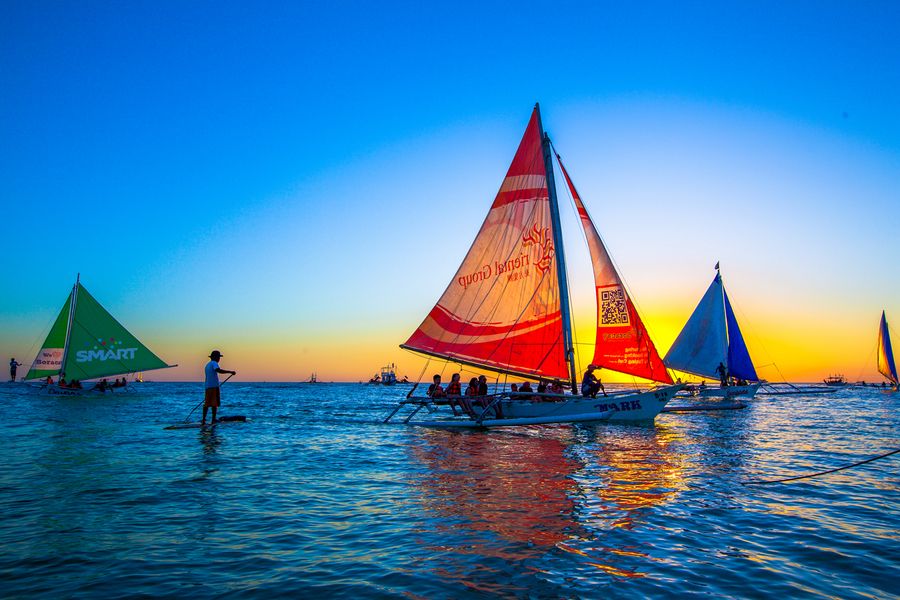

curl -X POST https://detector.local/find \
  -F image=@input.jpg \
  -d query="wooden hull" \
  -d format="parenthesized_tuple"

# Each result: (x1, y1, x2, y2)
(499, 385, 681, 422)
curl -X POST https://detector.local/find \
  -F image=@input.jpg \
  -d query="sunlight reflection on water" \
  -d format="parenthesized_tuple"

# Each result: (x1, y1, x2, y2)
(0, 382, 897, 597)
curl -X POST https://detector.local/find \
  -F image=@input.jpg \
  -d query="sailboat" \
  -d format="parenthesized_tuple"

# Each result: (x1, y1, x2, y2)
(385, 105, 681, 427)
(877, 311, 898, 391)
(25, 275, 175, 395)
(663, 265, 761, 399)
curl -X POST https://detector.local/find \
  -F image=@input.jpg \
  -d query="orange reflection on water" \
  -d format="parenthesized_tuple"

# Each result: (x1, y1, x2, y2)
(410, 423, 693, 582)
(576, 425, 689, 529)
(412, 428, 580, 551)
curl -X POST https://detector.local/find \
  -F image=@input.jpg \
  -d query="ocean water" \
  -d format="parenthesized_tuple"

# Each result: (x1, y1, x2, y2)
(0, 382, 897, 598)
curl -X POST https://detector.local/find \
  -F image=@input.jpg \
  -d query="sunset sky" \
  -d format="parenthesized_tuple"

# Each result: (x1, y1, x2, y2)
(2, 2, 898, 383)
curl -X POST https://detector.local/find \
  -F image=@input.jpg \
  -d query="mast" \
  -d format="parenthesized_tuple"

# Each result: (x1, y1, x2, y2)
(717, 262, 729, 357)
(58, 273, 80, 380)
(536, 104, 578, 392)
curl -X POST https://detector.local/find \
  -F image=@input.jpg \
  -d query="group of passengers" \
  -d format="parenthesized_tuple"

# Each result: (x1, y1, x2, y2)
(47, 376, 128, 391)
(55, 377, 83, 389)
(92, 378, 128, 392)
(427, 373, 497, 417)
(426, 364, 609, 414)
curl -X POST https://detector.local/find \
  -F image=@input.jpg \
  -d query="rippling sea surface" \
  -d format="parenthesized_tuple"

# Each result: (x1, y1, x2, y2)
(0, 382, 898, 598)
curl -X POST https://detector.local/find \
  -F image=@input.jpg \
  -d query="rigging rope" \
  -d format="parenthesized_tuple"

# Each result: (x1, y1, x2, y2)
(743, 447, 900, 485)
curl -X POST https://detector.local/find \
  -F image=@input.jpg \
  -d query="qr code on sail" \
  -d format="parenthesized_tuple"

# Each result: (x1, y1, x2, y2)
(599, 288, 630, 326)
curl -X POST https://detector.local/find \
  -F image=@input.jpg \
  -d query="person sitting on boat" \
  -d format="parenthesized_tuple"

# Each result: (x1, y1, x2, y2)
(581, 364, 607, 398)
(58, 377, 68, 388)
(477, 375, 488, 396)
(94, 379, 108, 392)
(518, 381, 536, 400)
(427, 374, 445, 399)
(45, 376, 53, 385)
(71, 379, 82, 389)
(715, 362, 728, 387)
(446, 373, 462, 397)
(510, 383, 518, 393)
(445, 373, 466, 414)
(465, 377, 479, 397)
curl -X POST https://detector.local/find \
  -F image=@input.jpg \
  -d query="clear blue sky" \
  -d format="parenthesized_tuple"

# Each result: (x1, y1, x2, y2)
(2, 1, 898, 380)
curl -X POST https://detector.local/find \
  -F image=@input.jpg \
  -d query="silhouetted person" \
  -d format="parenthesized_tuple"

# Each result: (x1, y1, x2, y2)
(9, 358, 21, 382)
(715, 362, 728, 387)
(581, 364, 606, 398)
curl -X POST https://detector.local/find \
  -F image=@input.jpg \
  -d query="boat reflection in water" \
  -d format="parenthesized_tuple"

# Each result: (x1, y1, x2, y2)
(409, 423, 689, 589)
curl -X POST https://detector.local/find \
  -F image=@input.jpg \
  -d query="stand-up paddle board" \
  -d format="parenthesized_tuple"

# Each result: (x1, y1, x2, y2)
(164, 416, 248, 430)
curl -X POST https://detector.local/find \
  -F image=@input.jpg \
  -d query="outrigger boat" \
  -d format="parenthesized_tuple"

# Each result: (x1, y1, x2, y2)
(384, 105, 681, 428)
(823, 374, 848, 387)
(24, 275, 175, 395)
(877, 311, 898, 391)
(664, 265, 761, 400)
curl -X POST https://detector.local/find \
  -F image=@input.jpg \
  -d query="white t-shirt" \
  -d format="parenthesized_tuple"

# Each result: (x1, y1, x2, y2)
(205, 360, 220, 389)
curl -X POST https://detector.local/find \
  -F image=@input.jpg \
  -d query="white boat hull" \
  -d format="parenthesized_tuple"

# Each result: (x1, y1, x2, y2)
(39, 385, 134, 397)
(690, 383, 760, 399)
(499, 385, 681, 422)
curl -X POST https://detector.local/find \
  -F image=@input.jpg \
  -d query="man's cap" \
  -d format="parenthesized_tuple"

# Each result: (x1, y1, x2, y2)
(587, 363, 598, 369)
(209, 350, 223, 358)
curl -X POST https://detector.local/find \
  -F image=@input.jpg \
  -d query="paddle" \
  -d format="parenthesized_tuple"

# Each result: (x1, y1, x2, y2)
(182, 373, 235, 423)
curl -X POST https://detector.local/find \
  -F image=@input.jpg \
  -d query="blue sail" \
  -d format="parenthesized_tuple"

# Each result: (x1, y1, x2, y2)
(877, 311, 898, 384)
(724, 290, 757, 381)
(664, 274, 728, 379)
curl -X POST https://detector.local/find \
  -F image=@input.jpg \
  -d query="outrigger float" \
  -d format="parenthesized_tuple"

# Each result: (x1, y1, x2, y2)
(385, 105, 682, 428)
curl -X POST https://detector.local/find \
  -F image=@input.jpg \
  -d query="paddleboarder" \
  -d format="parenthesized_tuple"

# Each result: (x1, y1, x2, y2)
(9, 358, 21, 382)
(203, 350, 236, 425)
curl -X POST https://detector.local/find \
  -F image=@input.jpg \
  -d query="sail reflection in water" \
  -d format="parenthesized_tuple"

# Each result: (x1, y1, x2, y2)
(409, 424, 689, 585)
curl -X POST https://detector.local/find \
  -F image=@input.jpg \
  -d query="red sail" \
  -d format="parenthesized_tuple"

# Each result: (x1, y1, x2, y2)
(402, 108, 568, 380)
(556, 154, 673, 383)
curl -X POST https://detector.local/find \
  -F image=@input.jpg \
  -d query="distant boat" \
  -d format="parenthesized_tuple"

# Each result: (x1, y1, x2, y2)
(877, 311, 898, 391)
(386, 105, 681, 427)
(368, 364, 408, 385)
(303, 372, 318, 384)
(25, 275, 175, 395)
(664, 266, 761, 399)
(823, 374, 848, 387)
(380, 364, 397, 385)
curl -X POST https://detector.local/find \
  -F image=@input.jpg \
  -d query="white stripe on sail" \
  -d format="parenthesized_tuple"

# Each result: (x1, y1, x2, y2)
(499, 174, 546, 193)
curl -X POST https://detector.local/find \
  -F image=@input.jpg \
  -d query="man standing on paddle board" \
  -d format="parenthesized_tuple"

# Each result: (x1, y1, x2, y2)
(9, 358, 21, 382)
(203, 350, 236, 425)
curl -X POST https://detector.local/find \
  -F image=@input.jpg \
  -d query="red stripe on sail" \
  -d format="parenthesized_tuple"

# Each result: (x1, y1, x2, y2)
(425, 304, 560, 336)
(404, 307, 568, 380)
(557, 153, 673, 384)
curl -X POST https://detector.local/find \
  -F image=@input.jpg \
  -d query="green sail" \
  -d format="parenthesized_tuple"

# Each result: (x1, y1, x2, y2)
(25, 292, 72, 380)
(61, 283, 170, 381)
